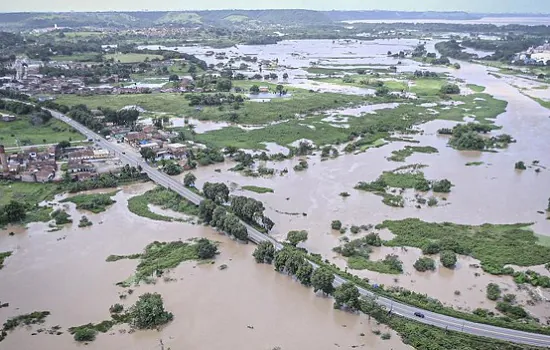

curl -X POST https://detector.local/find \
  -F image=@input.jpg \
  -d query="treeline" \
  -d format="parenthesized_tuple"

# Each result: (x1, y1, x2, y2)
(64, 104, 139, 133)
(184, 93, 244, 106)
(66, 165, 146, 193)
(39, 63, 133, 81)
(434, 41, 474, 61)
(461, 37, 546, 61)
(142, 50, 207, 71)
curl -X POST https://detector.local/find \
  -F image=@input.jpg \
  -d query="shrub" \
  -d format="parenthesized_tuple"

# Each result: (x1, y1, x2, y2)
(74, 328, 97, 342)
(486, 283, 501, 301)
(129, 293, 173, 329)
(381, 332, 392, 340)
(515, 161, 526, 170)
(350, 225, 360, 234)
(432, 179, 452, 193)
(286, 230, 308, 246)
(440, 250, 458, 269)
(413, 257, 436, 272)
(331, 220, 342, 230)
(109, 304, 124, 314)
(440, 83, 460, 94)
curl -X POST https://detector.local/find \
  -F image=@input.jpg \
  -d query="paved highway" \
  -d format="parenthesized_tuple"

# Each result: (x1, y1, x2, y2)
(48, 109, 550, 348)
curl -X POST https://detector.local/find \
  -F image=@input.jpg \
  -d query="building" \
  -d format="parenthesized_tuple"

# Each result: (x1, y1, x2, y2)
(0, 114, 16, 122)
(93, 149, 110, 159)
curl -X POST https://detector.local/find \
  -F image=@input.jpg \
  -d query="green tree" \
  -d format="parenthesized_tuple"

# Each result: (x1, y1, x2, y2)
(486, 283, 502, 301)
(140, 147, 156, 162)
(440, 250, 457, 269)
(183, 173, 196, 187)
(163, 162, 182, 176)
(333, 282, 360, 310)
(375, 86, 390, 96)
(195, 238, 218, 259)
(282, 73, 289, 79)
(73, 328, 97, 342)
(311, 267, 335, 295)
(57, 140, 71, 149)
(515, 161, 526, 170)
(211, 206, 227, 228)
(216, 79, 232, 92)
(1, 201, 27, 224)
(223, 214, 248, 241)
(198, 199, 217, 224)
(168, 74, 179, 82)
(432, 179, 453, 193)
(440, 83, 460, 94)
(250, 85, 260, 94)
(296, 262, 313, 285)
(203, 182, 229, 204)
(129, 293, 173, 329)
(276, 84, 284, 95)
(253, 241, 276, 264)
(331, 220, 342, 230)
(286, 230, 308, 246)
(413, 257, 436, 272)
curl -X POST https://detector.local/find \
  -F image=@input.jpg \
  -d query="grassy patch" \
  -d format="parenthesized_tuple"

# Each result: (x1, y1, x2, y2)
(111, 240, 215, 286)
(0, 181, 62, 207)
(467, 84, 486, 93)
(105, 53, 164, 63)
(0, 114, 84, 147)
(127, 187, 199, 222)
(435, 93, 508, 124)
(465, 161, 484, 166)
(0, 251, 12, 269)
(55, 85, 365, 125)
(51, 53, 102, 62)
(532, 97, 550, 110)
(388, 146, 438, 162)
(241, 185, 274, 194)
(61, 191, 118, 213)
(536, 234, 550, 247)
(23, 206, 54, 224)
(348, 255, 402, 274)
(2, 311, 50, 331)
(378, 219, 550, 274)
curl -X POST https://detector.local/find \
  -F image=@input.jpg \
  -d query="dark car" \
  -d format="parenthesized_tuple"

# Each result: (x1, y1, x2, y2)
(414, 312, 425, 318)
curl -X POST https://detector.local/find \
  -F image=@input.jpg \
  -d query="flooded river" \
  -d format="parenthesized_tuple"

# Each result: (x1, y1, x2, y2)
(0, 184, 410, 350)
(3, 39, 550, 348)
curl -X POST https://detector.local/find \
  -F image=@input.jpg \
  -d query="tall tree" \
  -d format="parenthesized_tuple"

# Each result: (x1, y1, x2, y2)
(311, 267, 335, 295)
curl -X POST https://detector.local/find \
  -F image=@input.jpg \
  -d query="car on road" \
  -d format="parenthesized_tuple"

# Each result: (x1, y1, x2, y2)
(414, 312, 425, 318)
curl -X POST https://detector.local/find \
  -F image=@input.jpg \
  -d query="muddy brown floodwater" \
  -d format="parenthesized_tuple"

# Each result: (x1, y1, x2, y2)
(189, 60, 550, 322)
(0, 184, 410, 350)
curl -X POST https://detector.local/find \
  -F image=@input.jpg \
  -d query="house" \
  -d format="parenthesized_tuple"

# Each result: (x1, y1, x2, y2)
(66, 149, 94, 161)
(68, 160, 96, 173)
(125, 132, 148, 146)
(93, 149, 110, 159)
(1, 114, 16, 122)
(259, 86, 269, 93)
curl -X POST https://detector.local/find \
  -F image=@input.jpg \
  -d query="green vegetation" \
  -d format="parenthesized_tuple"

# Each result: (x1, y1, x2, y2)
(355, 165, 453, 206)
(331, 220, 342, 230)
(51, 209, 72, 225)
(129, 293, 173, 329)
(440, 250, 457, 269)
(486, 283, 502, 301)
(60, 191, 117, 213)
(105, 53, 164, 63)
(311, 267, 335, 295)
(513, 270, 550, 288)
(78, 216, 93, 227)
(378, 219, 550, 274)
(388, 146, 438, 162)
(440, 123, 514, 151)
(515, 161, 527, 170)
(55, 85, 365, 125)
(467, 84, 486, 93)
(111, 239, 217, 286)
(253, 241, 276, 264)
(466, 161, 484, 166)
(496, 301, 528, 320)
(1, 311, 51, 341)
(286, 230, 308, 246)
(348, 254, 403, 274)
(241, 185, 274, 194)
(0, 251, 12, 269)
(127, 187, 199, 222)
(333, 282, 360, 311)
(0, 113, 84, 147)
(0, 181, 61, 207)
(106, 253, 141, 262)
(413, 257, 436, 272)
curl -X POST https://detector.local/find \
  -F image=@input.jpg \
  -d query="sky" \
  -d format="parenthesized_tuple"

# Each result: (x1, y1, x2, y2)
(1, 0, 550, 13)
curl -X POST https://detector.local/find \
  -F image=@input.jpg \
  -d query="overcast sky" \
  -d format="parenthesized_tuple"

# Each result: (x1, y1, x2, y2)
(1, 0, 550, 13)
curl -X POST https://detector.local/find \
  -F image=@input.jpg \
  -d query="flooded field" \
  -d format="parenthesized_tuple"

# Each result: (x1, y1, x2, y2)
(0, 184, 410, 350)
(185, 57, 550, 322)
(4, 38, 550, 348)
